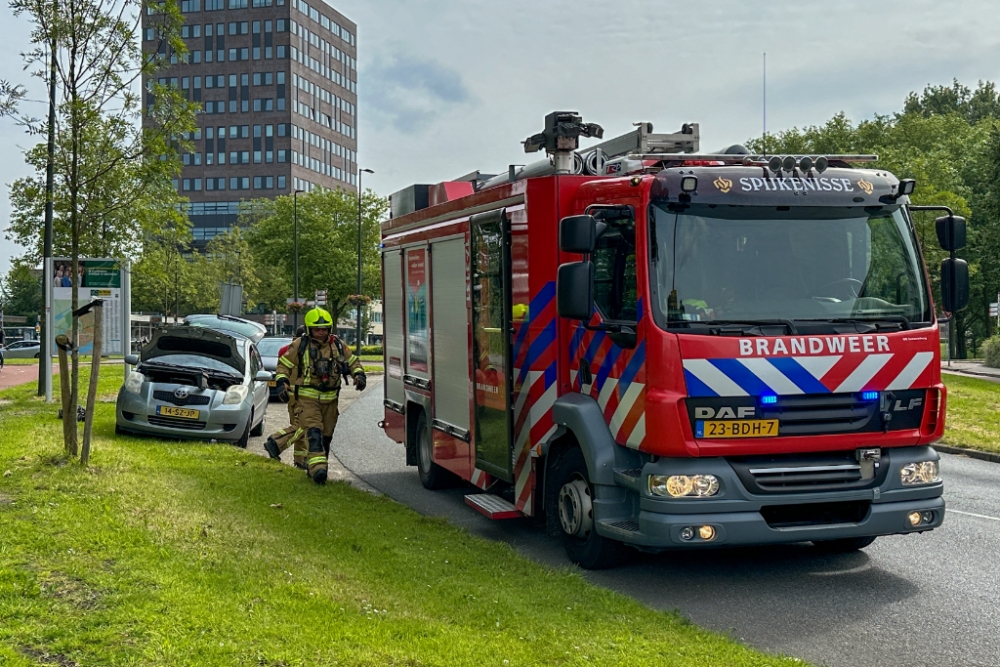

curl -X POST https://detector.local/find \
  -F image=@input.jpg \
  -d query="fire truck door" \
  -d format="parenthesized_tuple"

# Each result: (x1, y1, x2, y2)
(471, 209, 513, 482)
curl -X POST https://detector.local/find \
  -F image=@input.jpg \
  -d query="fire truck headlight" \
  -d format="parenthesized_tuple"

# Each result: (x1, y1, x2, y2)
(649, 474, 720, 498)
(900, 461, 940, 486)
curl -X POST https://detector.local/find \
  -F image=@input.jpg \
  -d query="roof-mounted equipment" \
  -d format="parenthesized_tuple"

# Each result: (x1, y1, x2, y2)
(523, 111, 605, 174)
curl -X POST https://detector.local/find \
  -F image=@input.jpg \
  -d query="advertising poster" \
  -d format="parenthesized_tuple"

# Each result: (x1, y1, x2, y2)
(406, 248, 428, 372)
(50, 259, 125, 355)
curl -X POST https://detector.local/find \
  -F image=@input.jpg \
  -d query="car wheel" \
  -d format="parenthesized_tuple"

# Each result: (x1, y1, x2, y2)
(250, 411, 265, 437)
(416, 411, 451, 490)
(115, 424, 124, 436)
(812, 536, 878, 553)
(234, 412, 252, 449)
(552, 447, 624, 569)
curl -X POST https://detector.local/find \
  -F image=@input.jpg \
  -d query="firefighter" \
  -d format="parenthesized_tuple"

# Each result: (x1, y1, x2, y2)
(274, 307, 366, 484)
(263, 326, 308, 468)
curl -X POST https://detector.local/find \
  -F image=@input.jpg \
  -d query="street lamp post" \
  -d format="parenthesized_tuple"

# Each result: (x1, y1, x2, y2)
(293, 189, 304, 332)
(356, 168, 374, 354)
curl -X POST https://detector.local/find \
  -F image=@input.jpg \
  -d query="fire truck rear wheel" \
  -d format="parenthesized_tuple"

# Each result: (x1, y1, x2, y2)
(811, 536, 878, 553)
(553, 447, 623, 569)
(416, 411, 450, 490)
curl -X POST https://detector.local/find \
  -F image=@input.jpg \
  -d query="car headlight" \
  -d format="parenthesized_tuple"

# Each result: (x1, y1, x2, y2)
(900, 461, 939, 486)
(649, 474, 720, 498)
(223, 384, 250, 405)
(124, 371, 145, 394)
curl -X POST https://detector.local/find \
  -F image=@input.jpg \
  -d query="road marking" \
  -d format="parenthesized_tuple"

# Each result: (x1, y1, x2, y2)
(949, 509, 1000, 523)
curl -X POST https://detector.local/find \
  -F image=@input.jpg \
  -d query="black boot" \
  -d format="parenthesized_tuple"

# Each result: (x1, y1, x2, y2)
(263, 437, 281, 460)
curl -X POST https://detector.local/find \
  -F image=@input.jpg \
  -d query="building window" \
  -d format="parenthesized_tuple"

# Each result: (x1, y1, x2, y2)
(241, 151, 249, 163)
(265, 150, 273, 163)
(277, 149, 287, 162)
(276, 45, 287, 58)
(181, 0, 201, 12)
(229, 0, 247, 7)
(206, 153, 214, 165)
(277, 175, 286, 189)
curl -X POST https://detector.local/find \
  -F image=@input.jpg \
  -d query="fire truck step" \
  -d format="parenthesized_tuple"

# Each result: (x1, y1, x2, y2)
(464, 493, 521, 519)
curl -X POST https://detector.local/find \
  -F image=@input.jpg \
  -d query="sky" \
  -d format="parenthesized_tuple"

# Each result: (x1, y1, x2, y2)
(2, 0, 1000, 276)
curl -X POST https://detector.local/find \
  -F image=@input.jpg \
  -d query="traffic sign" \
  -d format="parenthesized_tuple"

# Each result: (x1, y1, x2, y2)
(990, 302, 999, 317)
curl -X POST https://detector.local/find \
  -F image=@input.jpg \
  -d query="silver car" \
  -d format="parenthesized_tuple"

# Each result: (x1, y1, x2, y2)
(2, 340, 41, 359)
(115, 326, 269, 447)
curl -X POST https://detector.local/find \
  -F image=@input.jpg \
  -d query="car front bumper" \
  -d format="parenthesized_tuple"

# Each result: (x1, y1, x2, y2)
(116, 385, 252, 442)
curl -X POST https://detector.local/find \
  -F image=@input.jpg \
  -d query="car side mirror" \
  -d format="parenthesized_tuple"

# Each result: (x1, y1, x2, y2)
(255, 370, 273, 382)
(557, 262, 595, 320)
(940, 258, 969, 313)
(559, 215, 598, 253)
(124, 354, 139, 365)
(936, 215, 966, 251)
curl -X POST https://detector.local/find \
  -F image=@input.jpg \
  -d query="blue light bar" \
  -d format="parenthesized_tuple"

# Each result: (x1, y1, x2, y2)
(861, 391, 879, 401)
(760, 395, 778, 405)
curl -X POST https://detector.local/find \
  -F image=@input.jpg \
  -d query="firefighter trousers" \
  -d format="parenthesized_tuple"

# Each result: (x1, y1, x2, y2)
(294, 394, 340, 482)
(266, 395, 307, 467)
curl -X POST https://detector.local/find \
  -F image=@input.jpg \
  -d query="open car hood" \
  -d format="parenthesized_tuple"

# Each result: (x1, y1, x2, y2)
(141, 326, 244, 374)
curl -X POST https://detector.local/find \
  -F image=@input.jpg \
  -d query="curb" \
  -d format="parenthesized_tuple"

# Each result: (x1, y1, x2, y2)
(935, 444, 1000, 464)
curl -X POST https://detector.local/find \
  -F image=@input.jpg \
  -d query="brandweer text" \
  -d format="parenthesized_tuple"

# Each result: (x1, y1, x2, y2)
(739, 336, 891, 356)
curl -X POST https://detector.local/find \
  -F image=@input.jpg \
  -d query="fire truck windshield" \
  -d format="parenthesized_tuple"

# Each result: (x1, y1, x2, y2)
(649, 203, 932, 329)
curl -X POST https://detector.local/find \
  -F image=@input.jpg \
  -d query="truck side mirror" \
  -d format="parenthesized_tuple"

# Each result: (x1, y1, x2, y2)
(559, 215, 597, 253)
(940, 258, 969, 313)
(935, 215, 966, 251)
(557, 262, 594, 320)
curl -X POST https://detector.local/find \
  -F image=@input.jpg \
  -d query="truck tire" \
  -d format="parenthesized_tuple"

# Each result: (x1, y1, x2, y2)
(416, 411, 450, 490)
(812, 536, 877, 553)
(553, 447, 624, 569)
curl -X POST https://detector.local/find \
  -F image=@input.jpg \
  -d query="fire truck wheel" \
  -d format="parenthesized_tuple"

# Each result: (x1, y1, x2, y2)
(553, 447, 624, 569)
(416, 412, 450, 490)
(811, 536, 878, 553)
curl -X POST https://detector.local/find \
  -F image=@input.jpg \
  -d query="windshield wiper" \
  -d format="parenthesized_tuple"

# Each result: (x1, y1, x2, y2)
(667, 319, 799, 335)
(795, 316, 910, 331)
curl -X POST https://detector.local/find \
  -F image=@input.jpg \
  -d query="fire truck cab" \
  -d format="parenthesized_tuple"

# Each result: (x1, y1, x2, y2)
(380, 112, 969, 568)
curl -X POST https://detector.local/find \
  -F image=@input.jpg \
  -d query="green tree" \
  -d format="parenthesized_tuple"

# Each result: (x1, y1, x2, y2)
(7, 0, 197, 458)
(0, 262, 44, 320)
(244, 188, 388, 327)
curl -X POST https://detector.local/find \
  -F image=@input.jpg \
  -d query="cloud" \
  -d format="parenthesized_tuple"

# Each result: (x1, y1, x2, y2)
(364, 53, 473, 134)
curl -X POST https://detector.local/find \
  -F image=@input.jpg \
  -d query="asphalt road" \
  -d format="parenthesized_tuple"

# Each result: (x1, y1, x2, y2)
(329, 383, 1000, 667)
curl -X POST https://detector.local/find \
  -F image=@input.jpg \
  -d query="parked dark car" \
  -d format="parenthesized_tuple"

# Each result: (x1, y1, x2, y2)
(257, 336, 294, 400)
(183, 314, 267, 344)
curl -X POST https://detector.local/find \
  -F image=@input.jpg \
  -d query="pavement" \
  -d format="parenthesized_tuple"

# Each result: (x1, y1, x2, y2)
(940, 359, 1000, 382)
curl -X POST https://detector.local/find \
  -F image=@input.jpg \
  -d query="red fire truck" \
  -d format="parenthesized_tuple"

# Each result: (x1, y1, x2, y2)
(379, 112, 969, 568)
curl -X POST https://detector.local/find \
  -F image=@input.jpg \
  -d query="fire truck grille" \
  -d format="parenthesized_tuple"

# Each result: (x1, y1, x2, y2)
(760, 500, 871, 529)
(729, 450, 891, 494)
(760, 394, 876, 435)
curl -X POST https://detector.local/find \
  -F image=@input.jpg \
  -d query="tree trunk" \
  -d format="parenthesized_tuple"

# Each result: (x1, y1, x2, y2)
(81, 302, 101, 465)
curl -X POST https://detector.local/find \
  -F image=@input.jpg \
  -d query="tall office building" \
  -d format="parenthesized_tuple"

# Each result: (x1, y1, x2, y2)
(143, 0, 358, 246)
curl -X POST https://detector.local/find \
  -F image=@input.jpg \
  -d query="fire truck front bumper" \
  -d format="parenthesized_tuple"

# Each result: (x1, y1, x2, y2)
(596, 446, 945, 549)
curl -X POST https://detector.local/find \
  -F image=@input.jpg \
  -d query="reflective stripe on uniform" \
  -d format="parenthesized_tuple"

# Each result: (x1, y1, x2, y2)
(297, 386, 339, 401)
(308, 456, 327, 466)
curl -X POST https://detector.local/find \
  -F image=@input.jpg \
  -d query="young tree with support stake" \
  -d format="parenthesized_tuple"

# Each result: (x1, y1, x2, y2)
(7, 0, 197, 459)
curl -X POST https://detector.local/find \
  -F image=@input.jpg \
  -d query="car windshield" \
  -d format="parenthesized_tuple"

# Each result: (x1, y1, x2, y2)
(257, 338, 290, 356)
(650, 203, 932, 326)
(146, 353, 241, 375)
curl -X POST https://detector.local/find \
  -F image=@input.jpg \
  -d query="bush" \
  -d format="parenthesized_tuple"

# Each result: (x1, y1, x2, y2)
(982, 336, 1000, 368)
(361, 344, 383, 356)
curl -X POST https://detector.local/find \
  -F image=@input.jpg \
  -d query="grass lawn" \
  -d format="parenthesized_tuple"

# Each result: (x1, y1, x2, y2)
(941, 374, 1000, 455)
(0, 375, 804, 667)
(358, 354, 383, 362)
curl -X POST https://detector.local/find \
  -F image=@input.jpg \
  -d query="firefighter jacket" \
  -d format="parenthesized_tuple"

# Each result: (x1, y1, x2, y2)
(275, 335, 363, 401)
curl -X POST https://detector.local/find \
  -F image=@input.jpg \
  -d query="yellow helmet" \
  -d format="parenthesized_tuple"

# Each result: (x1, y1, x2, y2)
(304, 307, 333, 329)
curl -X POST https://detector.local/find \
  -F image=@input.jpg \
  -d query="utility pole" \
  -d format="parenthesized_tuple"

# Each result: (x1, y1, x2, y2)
(39, 0, 58, 397)
(293, 189, 304, 331)
(356, 168, 373, 354)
